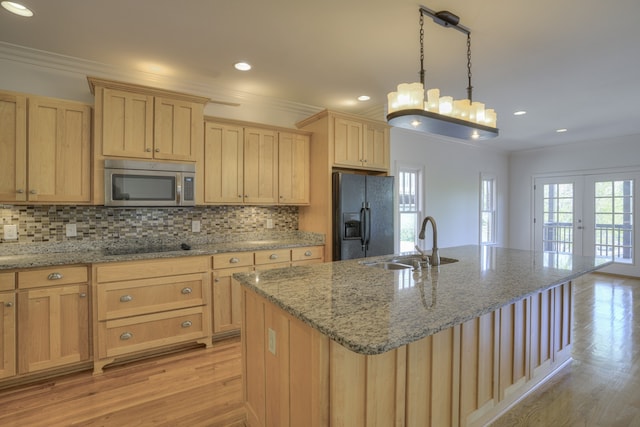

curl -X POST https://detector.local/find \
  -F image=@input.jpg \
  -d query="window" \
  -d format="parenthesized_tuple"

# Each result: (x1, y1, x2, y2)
(594, 179, 633, 263)
(480, 174, 497, 244)
(397, 165, 423, 253)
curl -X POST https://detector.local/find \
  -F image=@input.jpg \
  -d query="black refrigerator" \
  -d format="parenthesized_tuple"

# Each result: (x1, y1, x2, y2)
(333, 172, 395, 261)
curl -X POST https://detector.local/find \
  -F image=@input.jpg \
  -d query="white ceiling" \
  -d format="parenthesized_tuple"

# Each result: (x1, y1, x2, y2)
(1, 0, 639, 152)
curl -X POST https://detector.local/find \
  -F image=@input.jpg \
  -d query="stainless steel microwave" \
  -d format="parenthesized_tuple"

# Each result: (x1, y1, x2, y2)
(104, 159, 195, 207)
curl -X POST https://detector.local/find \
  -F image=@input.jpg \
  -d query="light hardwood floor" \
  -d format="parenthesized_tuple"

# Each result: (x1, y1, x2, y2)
(1, 273, 638, 426)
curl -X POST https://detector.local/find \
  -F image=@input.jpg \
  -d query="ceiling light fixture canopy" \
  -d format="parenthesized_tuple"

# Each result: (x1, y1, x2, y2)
(387, 6, 498, 140)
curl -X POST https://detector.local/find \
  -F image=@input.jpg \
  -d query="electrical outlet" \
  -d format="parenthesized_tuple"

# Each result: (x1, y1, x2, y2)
(66, 223, 77, 237)
(191, 220, 201, 233)
(266, 218, 274, 229)
(3, 224, 18, 240)
(268, 328, 276, 355)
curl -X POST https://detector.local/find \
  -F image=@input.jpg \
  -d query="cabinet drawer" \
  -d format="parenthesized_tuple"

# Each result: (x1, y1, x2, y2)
(212, 252, 254, 269)
(254, 249, 291, 265)
(100, 306, 206, 359)
(18, 266, 88, 289)
(95, 256, 210, 283)
(97, 273, 207, 321)
(0, 272, 15, 291)
(292, 246, 324, 262)
(214, 266, 253, 279)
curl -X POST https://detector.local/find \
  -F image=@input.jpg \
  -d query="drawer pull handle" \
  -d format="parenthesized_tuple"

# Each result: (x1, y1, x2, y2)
(269, 254, 278, 260)
(304, 250, 312, 257)
(120, 332, 133, 340)
(230, 257, 240, 264)
(120, 295, 133, 303)
(79, 293, 87, 298)
(181, 320, 193, 328)
(48, 272, 63, 280)
(181, 287, 192, 295)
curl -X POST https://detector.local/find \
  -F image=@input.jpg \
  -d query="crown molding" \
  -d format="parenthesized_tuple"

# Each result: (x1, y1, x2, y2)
(0, 41, 322, 117)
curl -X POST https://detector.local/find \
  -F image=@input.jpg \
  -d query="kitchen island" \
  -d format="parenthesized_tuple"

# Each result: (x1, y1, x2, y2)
(233, 245, 611, 427)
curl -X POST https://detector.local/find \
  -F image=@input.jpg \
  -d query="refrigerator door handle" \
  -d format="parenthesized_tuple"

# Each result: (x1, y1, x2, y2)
(360, 204, 367, 250)
(365, 203, 372, 249)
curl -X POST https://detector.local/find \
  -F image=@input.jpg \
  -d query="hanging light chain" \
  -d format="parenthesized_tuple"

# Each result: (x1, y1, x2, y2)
(466, 33, 473, 103)
(419, 11, 425, 86)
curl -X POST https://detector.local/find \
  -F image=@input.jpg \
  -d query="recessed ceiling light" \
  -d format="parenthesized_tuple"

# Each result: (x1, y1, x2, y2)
(357, 95, 370, 102)
(1, 1, 33, 16)
(234, 62, 251, 71)
(513, 110, 527, 116)
(556, 128, 568, 133)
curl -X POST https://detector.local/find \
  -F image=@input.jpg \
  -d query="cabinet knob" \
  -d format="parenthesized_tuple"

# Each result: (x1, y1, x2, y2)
(47, 272, 63, 280)
(238, 195, 242, 198)
(269, 254, 278, 260)
(120, 332, 133, 340)
(181, 320, 193, 328)
(16, 189, 24, 194)
(120, 295, 133, 303)
(79, 293, 87, 298)
(230, 257, 240, 264)
(30, 189, 37, 194)
(154, 148, 160, 152)
(5, 302, 13, 308)
(145, 148, 152, 152)
(304, 250, 312, 257)
(181, 287, 193, 295)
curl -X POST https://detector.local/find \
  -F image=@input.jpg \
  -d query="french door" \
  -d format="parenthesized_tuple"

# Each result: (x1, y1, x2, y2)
(534, 172, 640, 276)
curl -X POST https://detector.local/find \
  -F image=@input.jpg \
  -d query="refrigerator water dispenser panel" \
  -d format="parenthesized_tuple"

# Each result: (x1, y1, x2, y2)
(343, 213, 362, 239)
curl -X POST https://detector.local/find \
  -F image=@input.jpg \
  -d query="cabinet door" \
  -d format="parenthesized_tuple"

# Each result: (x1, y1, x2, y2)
(529, 288, 554, 381)
(0, 292, 16, 379)
(364, 123, 390, 171)
(244, 127, 278, 204)
(102, 88, 154, 158)
(498, 298, 530, 401)
(212, 267, 252, 334)
(28, 97, 91, 203)
(553, 281, 572, 365)
(154, 97, 202, 161)
(333, 117, 363, 168)
(0, 92, 27, 202)
(18, 284, 90, 374)
(204, 122, 244, 204)
(278, 132, 310, 205)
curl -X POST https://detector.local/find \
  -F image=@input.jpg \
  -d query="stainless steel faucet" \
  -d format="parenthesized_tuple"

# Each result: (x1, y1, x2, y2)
(418, 216, 440, 266)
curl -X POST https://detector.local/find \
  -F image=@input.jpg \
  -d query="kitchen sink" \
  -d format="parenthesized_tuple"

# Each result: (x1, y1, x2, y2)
(362, 261, 414, 270)
(390, 255, 459, 266)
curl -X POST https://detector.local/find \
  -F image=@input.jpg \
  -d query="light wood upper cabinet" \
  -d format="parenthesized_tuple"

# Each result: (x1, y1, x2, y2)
(154, 97, 201, 161)
(89, 77, 207, 162)
(0, 92, 27, 202)
(278, 132, 310, 205)
(28, 97, 92, 203)
(244, 127, 278, 204)
(203, 122, 244, 204)
(202, 120, 309, 206)
(333, 115, 389, 171)
(101, 88, 154, 158)
(0, 91, 91, 204)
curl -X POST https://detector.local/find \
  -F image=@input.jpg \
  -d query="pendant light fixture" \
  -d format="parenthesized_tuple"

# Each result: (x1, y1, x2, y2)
(387, 6, 498, 140)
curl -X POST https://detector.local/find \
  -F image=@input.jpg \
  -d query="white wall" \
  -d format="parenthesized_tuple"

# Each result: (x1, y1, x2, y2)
(508, 134, 640, 250)
(391, 128, 510, 249)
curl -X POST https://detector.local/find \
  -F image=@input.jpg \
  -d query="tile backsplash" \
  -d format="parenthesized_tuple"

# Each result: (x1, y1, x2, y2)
(0, 205, 298, 244)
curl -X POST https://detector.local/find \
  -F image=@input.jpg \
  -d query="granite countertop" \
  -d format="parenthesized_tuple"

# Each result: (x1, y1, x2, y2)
(233, 245, 612, 355)
(0, 232, 324, 270)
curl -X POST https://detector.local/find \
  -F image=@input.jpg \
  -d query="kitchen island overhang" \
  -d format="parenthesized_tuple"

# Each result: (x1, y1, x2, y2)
(233, 245, 612, 427)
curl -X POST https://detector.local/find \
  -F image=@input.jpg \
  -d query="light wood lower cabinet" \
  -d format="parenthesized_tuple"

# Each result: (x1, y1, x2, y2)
(212, 247, 324, 337)
(0, 272, 16, 379)
(17, 266, 90, 374)
(93, 257, 211, 374)
(242, 280, 574, 427)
